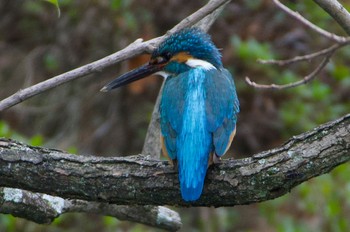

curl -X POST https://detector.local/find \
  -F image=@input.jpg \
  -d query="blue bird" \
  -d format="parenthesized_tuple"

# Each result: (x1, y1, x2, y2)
(101, 28, 239, 201)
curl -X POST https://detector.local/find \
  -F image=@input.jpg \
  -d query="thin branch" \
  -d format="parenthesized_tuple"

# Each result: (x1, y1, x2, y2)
(257, 43, 347, 66)
(247, 0, 350, 90)
(313, 0, 350, 36)
(0, 0, 232, 112)
(169, 0, 231, 34)
(273, 0, 347, 43)
(246, 50, 333, 90)
(0, 187, 181, 231)
(1, 114, 349, 207)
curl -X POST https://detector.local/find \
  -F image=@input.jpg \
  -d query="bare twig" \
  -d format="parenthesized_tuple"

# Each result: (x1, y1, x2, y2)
(0, 0, 232, 112)
(169, 0, 230, 34)
(273, 0, 347, 43)
(246, 50, 334, 90)
(257, 42, 347, 66)
(247, 0, 350, 90)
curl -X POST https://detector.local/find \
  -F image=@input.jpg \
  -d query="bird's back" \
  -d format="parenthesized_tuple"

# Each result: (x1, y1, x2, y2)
(160, 67, 239, 201)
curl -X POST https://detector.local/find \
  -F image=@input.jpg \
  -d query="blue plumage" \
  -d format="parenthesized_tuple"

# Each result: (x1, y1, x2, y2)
(101, 28, 239, 202)
(154, 28, 223, 69)
(160, 67, 239, 201)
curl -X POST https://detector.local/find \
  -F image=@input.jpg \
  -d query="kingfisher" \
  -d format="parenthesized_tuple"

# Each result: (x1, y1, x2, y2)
(101, 28, 239, 202)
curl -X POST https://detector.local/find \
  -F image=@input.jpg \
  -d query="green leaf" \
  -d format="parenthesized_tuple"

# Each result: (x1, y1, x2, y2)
(0, 121, 10, 137)
(29, 135, 44, 146)
(45, 0, 61, 17)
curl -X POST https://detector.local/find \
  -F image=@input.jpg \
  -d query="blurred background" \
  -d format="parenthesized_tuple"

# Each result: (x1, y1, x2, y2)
(1, 0, 350, 231)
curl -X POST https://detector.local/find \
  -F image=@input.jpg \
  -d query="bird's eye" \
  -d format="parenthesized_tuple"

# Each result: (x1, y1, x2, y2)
(164, 52, 171, 60)
(150, 53, 172, 65)
(155, 56, 167, 64)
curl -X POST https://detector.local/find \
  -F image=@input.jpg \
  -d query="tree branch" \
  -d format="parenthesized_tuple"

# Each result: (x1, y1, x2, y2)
(273, 0, 347, 42)
(245, 48, 335, 90)
(0, 187, 181, 231)
(1, 114, 349, 207)
(246, 0, 350, 90)
(0, 1, 232, 229)
(0, 0, 231, 112)
(256, 43, 345, 66)
(313, 0, 350, 35)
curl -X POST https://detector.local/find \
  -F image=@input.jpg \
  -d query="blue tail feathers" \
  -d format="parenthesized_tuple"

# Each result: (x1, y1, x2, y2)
(160, 67, 238, 202)
(176, 68, 212, 201)
(178, 150, 210, 201)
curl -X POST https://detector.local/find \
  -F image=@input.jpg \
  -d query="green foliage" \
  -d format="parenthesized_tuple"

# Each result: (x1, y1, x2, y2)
(0, 121, 11, 137)
(0, 121, 26, 142)
(110, 0, 133, 10)
(232, 34, 350, 135)
(232, 17, 350, 229)
(29, 134, 44, 146)
(259, 163, 350, 232)
(44, 53, 60, 72)
(45, 0, 61, 17)
(231, 36, 275, 62)
(0, 120, 43, 146)
(0, 215, 17, 232)
(287, 1, 335, 31)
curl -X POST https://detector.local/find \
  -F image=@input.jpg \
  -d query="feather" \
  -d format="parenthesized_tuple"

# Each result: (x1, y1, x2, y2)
(160, 67, 239, 201)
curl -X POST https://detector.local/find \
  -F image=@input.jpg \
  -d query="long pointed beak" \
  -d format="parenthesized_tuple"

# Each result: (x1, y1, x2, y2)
(100, 64, 161, 92)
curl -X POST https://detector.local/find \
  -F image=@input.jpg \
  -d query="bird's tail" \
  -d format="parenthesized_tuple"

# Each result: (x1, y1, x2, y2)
(177, 136, 211, 202)
(176, 68, 212, 201)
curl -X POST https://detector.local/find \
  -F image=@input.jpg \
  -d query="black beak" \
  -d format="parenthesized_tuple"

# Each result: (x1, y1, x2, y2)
(100, 64, 161, 92)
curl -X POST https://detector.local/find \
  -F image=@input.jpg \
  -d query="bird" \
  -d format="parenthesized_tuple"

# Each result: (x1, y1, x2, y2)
(101, 28, 239, 202)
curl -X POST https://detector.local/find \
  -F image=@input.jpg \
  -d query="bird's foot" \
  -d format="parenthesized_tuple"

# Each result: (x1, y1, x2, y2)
(168, 159, 178, 171)
(213, 154, 222, 164)
(208, 153, 222, 167)
(172, 159, 178, 172)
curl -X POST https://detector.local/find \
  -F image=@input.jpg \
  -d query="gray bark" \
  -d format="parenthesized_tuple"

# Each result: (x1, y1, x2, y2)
(313, 0, 350, 35)
(0, 187, 181, 231)
(1, 114, 349, 207)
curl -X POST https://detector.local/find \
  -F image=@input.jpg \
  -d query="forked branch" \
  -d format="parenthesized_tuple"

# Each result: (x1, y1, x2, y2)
(246, 0, 350, 90)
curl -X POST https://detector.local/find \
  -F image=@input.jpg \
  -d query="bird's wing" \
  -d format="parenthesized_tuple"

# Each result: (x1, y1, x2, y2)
(160, 68, 239, 159)
(159, 75, 185, 160)
(205, 68, 240, 156)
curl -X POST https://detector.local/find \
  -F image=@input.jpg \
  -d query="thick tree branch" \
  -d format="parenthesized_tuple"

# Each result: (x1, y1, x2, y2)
(1, 114, 349, 207)
(0, 187, 181, 231)
(0, 0, 231, 229)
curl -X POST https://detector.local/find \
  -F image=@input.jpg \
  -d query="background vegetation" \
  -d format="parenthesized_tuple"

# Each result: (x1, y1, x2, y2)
(0, 0, 350, 231)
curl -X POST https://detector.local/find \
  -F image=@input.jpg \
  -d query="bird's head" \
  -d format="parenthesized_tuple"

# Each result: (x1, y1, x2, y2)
(101, 28, 222, 92)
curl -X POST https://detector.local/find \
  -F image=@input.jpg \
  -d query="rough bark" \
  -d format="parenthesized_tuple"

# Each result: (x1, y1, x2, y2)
(0, 187, 181, 231)
(1, 114, 349, 207)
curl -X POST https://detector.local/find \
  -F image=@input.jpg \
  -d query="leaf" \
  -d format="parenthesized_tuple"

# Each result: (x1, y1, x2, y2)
(45, 0, 61, 17)
(29, 135, 44, 146)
